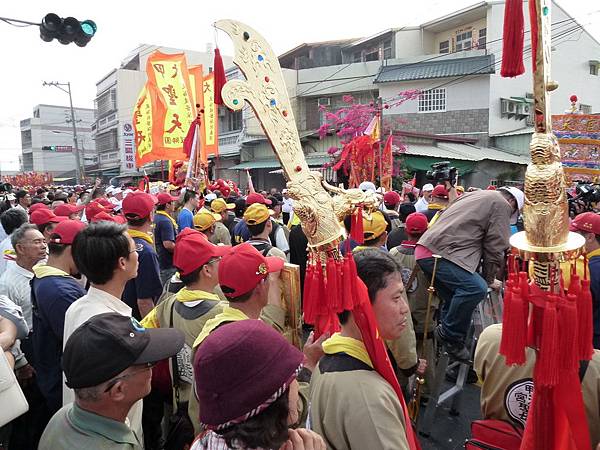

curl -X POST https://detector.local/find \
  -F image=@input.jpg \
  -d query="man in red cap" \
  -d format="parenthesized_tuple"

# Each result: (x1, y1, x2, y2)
(30, 209, 68, 242)
(84, 200, 114, 223)
(389, 212, 437, 394)
(31, 220, 87, 415)
(383, 191, 402, 229)
(121, 191, 162, 320)
(141, 229, 229, 444)
(570, 212, 600, 347)
(54, 203, 85, 220)
(153, 192, 180, 284)
(423, 184, 451, 223)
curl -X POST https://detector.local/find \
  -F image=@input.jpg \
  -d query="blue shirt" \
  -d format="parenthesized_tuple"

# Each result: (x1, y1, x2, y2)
(153, 214, 176, 270)
(177, 208, 194, 231)
(31, 274, 86, 413)
(232, 219, 251, 245)
(122, 238, 162, 320)
(589, 254, 600, 348)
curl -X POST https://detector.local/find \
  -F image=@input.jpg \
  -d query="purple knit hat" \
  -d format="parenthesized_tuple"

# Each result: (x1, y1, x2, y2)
(194, 320, 303, 429)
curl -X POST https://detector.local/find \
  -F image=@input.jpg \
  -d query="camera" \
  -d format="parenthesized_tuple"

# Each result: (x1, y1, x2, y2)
(426, 161, 458, 186)
(568, 183, 600, 216)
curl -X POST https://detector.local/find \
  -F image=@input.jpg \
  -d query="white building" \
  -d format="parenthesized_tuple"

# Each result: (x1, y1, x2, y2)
(20, 104, 96, 178)
(92, 44, 232, 179)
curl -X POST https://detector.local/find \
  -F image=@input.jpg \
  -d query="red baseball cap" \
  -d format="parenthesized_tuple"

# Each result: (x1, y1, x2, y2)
(122, 191, 157, 219)
(173, 229, 230, 276)
(431, 185, 449, 199)
(218, 243, 284, 298)
(90, 211, 126, 224)
(30, 209, 68, 226)
(156, 192, 179, 205)
(97, 198, 115, 209)
(383, 191, 401, 206)
(246, 192, 272, 206)
(85, 201, 111, 221)
(570, 212, 600, 235)
(29, 203, 50, 213)
(405, 212, 428, 235)
(49, 220, 86, 245)
(54, 203, 85, 217)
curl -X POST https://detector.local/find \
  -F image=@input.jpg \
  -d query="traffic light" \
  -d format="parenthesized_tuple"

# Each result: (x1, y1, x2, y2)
(39, 13, 96, 47)
(42, 145, 56, 151)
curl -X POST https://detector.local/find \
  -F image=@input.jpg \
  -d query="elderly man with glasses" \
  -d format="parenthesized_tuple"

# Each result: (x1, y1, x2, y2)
(39, 313, 184, 450)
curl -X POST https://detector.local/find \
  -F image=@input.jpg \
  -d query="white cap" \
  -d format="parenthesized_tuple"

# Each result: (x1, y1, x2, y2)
(123, 189, 133, 198)
(112, 187, 122, 195)
(6, 194, 15, 201)
(105, 186, 115, 195)
(359, 181, 377, 193)
(499, 186, 525, 224)
(205, 193, 217, 202)
(422, 183, 434, 192)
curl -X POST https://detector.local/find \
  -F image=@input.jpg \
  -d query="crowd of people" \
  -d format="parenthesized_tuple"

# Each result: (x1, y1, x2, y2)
(0, 177, 598, 450)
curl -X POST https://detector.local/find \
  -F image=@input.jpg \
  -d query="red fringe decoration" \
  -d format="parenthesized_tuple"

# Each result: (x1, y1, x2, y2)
(559, 295, 578, 373)
(500, 0, 526, 77)
(350, 207, 364, 244)
(536, 294, 559, 387)
(213, 48, 226, 105)
(326, 257, 341, 312)
(529, 0, 539, 73)
(341, 256, 354, 311)
(302, 264, 317, 325)
(522, 387, 555, 450)
(578, 279, 594, 360)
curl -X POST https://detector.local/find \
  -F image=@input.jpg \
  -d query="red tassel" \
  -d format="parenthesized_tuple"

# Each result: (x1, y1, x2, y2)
(213, 48, 226, 105)
(326, 257, 340, 312)
(558, 295, 578, 374)
(578, 279, 594, 360)
(500, 0, 526, 77)
(536, 294, 559, 387)
(302, 264, 317, 325)
(341, 256, 354, 311)
(529, 0, 539, 73)
(505, 286, 528, 365)
(522, 387, 555, 450)
(350, 207, 364, 244)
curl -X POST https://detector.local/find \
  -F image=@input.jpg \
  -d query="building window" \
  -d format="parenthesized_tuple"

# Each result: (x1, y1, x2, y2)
(96, 89, 116, 118)
(33, 109, 40, 119)
(456, 31, 472, 51)
(219, 109, 242, 133)
(364, 48, 379, 62)
(439, 40, 449, 54)
(352, 51, 362, 63)
(478, 28, 487, 49)
(383, 40, 392, 59)
(418, 88, 446, 113)
(580, 104, 592, 114)
(590, 65, 598, 76)
(96, 129, 118, 152)
(20, 130, 32, 148)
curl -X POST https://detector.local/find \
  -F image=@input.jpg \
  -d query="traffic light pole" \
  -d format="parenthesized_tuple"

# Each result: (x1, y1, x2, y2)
(43, 81, 83, 184)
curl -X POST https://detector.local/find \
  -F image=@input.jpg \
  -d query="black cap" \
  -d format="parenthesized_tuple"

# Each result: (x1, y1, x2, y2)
(63, 313, 184, 389)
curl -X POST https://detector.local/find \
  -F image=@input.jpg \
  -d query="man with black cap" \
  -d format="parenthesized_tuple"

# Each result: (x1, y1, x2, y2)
(153, 192, 180, 285)
(386, 202, 416, 250)
(39, 313, 184, 450)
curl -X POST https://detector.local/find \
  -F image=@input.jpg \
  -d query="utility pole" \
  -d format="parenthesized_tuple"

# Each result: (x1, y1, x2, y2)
(43, 81, 83, 184)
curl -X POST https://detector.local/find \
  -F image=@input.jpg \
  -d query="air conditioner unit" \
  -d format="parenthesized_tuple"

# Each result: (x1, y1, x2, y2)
(516, 103, 531, 116)
(507, 101, 516, 114)
(317, 97, 331, 107)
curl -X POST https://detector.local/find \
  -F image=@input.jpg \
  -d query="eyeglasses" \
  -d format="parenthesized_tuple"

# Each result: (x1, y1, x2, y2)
(103, 362, 155, 392)
(129, 243, 144, 253)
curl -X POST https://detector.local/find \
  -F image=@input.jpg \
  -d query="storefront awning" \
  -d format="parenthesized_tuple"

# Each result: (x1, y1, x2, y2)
(400, 155, 476, 174)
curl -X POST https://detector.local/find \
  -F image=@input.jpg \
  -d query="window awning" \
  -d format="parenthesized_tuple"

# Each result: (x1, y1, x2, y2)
(401, 155, 476, 174)
(229, 155, 330, 170)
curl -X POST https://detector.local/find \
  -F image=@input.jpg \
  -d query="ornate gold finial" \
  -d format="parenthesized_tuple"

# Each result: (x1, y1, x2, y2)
(214, 20, 378, 249)
(510, 0, 584, 270)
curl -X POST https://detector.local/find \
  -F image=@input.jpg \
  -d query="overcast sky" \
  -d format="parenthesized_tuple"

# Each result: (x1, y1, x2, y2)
(0, 0, 599, 171)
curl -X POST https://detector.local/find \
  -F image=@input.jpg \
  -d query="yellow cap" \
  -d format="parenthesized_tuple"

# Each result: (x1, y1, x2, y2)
(363, 211, 387, 241)
(193, 208, 221, 231)
(211, 198, 235, 214)
(244, 203, 273, 225)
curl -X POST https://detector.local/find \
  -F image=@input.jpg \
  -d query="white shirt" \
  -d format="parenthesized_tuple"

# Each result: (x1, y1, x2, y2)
(0, 263, 34, 329)
(0, 235, 15, 276)
(282, 197, 294, 214)
(62, 286, 143, 438)
(414, 197, 430, 213)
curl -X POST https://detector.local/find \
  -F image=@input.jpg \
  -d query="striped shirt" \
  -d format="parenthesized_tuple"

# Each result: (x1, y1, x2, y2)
(0, 263, 34, 329)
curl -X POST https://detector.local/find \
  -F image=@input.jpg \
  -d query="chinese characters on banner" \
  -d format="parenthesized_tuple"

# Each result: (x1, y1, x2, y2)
(122, 123, 135, 172)
(202, 73, 219, 159)
(2, 173, 53, 186)
(552, 114, 600, 182)
(133, 52, 220, 169)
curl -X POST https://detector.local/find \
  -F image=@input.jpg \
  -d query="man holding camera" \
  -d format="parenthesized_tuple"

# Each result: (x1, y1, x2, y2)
(416, 186, 523, 361)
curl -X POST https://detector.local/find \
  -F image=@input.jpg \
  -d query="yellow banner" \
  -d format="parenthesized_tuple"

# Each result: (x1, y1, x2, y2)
(146, 51, 194, 160)
(202, 73, 219, 157)
(133, 85, 155, 166)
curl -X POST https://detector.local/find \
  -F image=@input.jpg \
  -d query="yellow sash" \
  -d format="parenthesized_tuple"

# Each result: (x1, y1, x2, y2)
(156, 211, 178, 232)
(33, 265, 69, 279)
(128, 229, 154, 245)
(176, 287, 220, 303)
(322, 333, 373, 368)
(193, 306, 248, 348)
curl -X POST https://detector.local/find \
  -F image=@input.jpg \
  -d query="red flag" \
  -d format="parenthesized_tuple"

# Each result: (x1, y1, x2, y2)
(380, 134, 393, 192)
(213, 48, 226, 105)
(183, 118, 200, 159)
